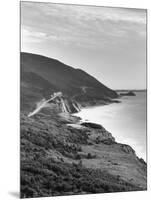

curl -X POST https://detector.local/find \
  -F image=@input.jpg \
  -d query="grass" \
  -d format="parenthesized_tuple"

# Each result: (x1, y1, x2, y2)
(20, 111, 144, 198)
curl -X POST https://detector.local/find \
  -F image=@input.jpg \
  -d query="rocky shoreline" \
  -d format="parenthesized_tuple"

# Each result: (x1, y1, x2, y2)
(21, 102, 147, 198)
(59, 111, 146, 160)
(59, 107, 147, 186)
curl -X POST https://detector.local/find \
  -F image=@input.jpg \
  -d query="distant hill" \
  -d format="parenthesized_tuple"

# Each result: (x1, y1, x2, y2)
(21, 52, 118, 111)
(20, 52, 147, 198)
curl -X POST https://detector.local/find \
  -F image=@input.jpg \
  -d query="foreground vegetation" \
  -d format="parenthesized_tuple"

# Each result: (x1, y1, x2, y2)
(20, 110, 145, 198)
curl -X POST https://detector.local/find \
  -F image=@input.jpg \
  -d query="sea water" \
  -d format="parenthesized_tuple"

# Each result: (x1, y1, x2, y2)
(74, 91, 147, 161)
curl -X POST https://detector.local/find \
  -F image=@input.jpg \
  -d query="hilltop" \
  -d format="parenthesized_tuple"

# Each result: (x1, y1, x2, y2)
(21, 52, 118, 111)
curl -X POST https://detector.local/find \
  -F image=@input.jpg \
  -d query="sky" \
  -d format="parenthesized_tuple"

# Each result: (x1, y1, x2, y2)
(21, 2, 147, 90)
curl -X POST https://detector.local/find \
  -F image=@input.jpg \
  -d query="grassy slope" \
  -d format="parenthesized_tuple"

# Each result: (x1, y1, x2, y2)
(20, 109, 146, 198)
(21, 52, 118, 111)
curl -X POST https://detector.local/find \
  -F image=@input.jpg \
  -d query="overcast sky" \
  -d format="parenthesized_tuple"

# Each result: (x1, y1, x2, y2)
(21, 2, 146, 90)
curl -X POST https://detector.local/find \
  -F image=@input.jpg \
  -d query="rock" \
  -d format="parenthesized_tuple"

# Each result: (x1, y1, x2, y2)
(58, 112, 81, 124)
(81, 122, 104, 129)
(81, 122, 116, 145)
(111, 100, 121, 103)
(139, 158, 147, 165)
(120, 91, 136, 96)
(101, 138, 116, 145)
(120, 144, 135, 154)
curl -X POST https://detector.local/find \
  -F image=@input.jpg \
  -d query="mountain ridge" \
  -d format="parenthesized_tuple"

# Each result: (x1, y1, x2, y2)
(21, 52, 118, 111)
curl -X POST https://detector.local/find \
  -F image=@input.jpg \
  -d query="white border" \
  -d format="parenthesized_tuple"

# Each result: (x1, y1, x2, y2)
(0, 0, 150, 200)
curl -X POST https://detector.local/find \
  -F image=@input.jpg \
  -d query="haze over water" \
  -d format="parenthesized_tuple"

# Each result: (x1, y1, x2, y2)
(75, 91, 147, 160)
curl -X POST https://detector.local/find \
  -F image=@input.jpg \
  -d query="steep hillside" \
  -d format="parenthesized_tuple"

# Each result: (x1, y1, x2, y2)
(21, 110, 146, 198)
(21, 52, 118, 111)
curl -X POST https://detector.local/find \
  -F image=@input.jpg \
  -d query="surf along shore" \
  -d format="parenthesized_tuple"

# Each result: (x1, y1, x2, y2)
(21, 93, 147, 198)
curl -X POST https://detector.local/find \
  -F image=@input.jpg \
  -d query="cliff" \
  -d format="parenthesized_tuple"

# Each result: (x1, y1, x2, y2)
(21, 109, 146, 198)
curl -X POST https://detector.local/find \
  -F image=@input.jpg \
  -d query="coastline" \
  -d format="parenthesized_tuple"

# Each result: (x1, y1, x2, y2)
(67, 109, 146, 163)
(21, 97, 147, 198)
(78, 98, 121, 110)
(73, 92, 146, 161)
(20, 92, 147, 198)
(59, 108, 147, 189)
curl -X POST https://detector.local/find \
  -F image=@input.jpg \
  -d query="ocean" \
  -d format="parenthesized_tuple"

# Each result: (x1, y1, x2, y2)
(74, 91, 147, 161)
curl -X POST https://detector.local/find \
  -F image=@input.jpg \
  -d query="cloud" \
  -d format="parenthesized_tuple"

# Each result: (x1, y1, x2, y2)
(21, 2, 146, 49)
(21, 26, 47, 45)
